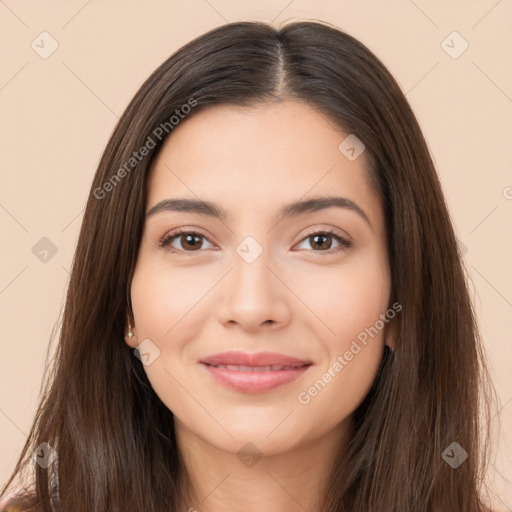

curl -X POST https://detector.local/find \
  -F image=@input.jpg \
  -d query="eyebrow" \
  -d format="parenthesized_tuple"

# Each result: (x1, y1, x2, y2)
(146, 195, 372, 229)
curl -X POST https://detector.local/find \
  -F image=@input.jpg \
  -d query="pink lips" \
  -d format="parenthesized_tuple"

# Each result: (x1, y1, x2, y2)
(199, 351, 312, 393)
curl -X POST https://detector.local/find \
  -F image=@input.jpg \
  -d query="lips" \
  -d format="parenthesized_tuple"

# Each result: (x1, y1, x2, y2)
(199, 351, 311, 368)
(199, 351, 312, 393)
(207, 364, 303, 371)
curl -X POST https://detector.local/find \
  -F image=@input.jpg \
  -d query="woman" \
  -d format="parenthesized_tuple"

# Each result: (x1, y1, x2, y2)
(1, 19, 496, 511)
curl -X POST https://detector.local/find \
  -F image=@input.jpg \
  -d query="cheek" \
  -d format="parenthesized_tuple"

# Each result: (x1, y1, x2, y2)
(129, 262, 203, 414)
(292, 252, 391, 346)
(296, 341, 384, 436)
(292, 254, 390, 422)
(129, 257, 219, 390)
(130, 256, 213, 340)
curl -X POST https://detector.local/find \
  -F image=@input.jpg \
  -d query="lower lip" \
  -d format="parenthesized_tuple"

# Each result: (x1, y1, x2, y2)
(201, 364, 311, 393)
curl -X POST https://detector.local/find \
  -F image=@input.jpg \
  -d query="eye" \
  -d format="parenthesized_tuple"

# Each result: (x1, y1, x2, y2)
(159, 229, 215, 253)
(159, 228, 352, 255)
(294, 229, 352, 255)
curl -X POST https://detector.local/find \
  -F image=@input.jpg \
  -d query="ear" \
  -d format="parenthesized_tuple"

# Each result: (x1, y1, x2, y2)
(124, 313, 138, 349)
(383, 314, 399, 351)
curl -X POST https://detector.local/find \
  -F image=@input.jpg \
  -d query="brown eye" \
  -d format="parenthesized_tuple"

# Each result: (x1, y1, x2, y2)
(159, 228, 352, 256)
(310, 233, 333, 250)
(160, 231, 214, 252)
(295, 230, 352, 255)
(176, 233, 203, 251)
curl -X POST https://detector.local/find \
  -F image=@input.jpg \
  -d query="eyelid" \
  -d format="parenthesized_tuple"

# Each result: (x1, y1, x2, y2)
(293, 227, 352, 255)
(298, 225, 352, 244)
(159, 227, 215, 251)
(159, 226, 353, 255)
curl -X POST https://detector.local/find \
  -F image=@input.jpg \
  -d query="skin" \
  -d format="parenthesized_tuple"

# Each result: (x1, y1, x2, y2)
(125, 100, 396, 512)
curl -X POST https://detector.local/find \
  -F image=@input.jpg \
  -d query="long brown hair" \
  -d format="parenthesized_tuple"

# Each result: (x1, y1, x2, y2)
(2, 20, 497, 511)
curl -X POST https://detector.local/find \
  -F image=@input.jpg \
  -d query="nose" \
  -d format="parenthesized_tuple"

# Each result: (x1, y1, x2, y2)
(218, 248, 291, 332)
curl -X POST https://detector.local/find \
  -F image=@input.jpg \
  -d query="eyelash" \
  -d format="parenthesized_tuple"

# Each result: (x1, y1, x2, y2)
(159, 228, 353, 256)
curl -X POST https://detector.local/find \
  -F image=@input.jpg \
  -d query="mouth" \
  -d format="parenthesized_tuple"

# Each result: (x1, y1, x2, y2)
(203, 363, 308, 371)
(198, 352, 312, 393)
(199, 350, 312, 367)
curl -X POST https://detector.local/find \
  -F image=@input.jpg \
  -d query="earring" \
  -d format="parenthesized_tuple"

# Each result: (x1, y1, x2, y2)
(127, 320, 135, 339)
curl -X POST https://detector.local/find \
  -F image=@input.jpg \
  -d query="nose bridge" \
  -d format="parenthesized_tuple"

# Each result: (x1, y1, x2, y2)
(219, 232, 290, 329)
(231, 234, 276, 302)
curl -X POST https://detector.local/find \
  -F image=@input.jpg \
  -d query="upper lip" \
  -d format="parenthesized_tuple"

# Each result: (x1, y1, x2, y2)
(199, 351, 312, 367)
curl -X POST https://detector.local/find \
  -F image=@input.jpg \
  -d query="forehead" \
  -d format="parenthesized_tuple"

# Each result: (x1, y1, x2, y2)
(146, 101, 383, 229)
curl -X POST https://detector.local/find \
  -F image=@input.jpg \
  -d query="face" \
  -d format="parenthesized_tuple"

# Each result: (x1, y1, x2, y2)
(126, 100, 394, 456)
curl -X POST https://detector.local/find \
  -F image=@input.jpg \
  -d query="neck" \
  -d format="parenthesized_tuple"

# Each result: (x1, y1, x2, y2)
(175, 417, 349, 512)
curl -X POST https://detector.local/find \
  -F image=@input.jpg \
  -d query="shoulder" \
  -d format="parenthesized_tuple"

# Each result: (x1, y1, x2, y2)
(0, 501, 21, 512)
(0, 488, 24, 512)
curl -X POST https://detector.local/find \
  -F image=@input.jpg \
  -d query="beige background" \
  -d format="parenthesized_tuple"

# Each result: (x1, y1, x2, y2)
(1, 0, 511, 509)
